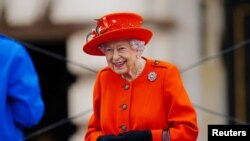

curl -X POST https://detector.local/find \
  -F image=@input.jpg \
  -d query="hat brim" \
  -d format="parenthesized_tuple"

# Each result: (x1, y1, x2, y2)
(83, 28, 153, 56)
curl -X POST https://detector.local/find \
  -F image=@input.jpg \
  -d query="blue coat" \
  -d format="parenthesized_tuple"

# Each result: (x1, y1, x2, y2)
(0, 34, 45, 141)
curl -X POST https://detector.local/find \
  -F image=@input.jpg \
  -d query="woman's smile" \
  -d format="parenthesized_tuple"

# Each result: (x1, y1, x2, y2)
(112, 61, 126, 69)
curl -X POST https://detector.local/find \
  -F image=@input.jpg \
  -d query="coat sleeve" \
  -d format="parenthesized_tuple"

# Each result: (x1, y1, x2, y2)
(8, 44, 45, 128)
(161, 65, 199, 141)
(85, 71, 103, 141)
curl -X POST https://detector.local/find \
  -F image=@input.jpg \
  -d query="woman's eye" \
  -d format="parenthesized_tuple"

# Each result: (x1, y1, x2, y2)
(118, 47, 126, 51)
(105, 48, 113, 52)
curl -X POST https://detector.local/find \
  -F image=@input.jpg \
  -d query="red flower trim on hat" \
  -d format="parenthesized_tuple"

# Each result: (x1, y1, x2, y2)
(86, 17, 142, 42)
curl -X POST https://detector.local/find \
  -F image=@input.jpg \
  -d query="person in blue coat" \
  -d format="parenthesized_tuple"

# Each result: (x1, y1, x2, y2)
(0, 34, 45, 141)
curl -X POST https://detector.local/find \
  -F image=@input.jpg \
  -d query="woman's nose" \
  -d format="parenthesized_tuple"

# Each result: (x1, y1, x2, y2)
(112, 49, 120, 59)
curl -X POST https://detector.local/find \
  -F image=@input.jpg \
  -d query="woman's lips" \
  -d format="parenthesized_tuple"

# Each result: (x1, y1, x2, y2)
(113, 61, 126, 68)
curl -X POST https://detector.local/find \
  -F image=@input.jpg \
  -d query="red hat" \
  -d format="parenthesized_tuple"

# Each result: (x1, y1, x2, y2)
(82, 12, 153, 56)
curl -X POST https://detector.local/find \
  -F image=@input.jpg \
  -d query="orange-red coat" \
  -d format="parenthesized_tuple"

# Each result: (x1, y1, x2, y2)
(85, 58, 199, 141)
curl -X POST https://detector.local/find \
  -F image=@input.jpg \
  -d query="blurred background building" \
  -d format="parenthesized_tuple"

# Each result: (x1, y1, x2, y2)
(0, 0, 249, 141)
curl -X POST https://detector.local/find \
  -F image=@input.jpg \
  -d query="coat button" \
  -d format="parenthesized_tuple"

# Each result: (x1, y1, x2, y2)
(120, 125, 127, 131)
(154, 60, 159, 65)
(123, 84, 129, 90)
(121, 104, 127, 110)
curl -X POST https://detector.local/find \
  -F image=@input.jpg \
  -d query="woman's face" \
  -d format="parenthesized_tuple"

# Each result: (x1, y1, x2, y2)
(103, 39, 138, 75)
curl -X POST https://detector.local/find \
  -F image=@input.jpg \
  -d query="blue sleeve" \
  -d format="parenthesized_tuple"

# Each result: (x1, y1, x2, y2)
(7, 42, 45, 128)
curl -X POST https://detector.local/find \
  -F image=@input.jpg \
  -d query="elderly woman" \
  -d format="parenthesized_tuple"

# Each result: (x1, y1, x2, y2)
(83, 12, 199, 141)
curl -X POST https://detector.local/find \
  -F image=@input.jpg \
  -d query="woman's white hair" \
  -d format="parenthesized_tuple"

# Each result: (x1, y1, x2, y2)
(98, 39, 146, 54)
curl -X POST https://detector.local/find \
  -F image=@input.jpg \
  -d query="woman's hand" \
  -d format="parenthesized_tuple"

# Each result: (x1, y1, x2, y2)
(119, 130, 152, 141)
(97, 130, 152, 141)
(97, 134, 125, 141)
